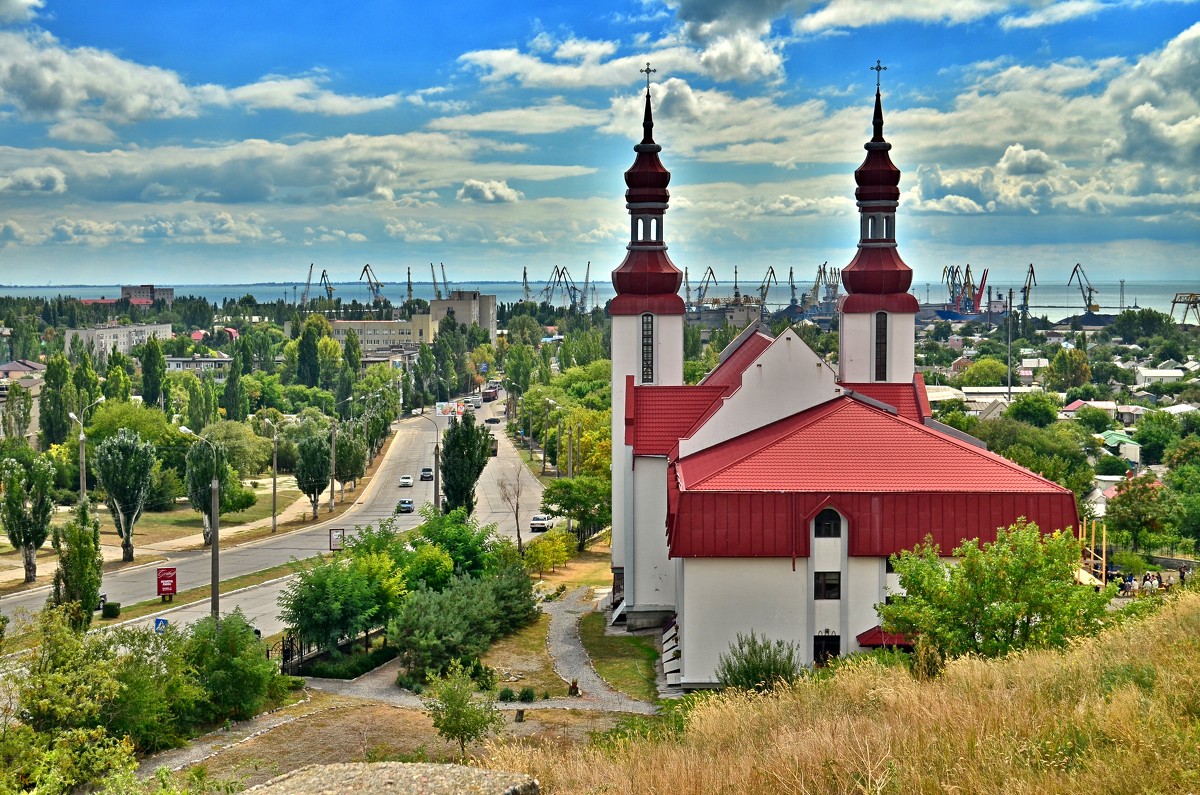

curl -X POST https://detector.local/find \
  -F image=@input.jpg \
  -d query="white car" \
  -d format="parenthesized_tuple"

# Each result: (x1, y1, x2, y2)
(529, 514, 553, 532)
(398, 475, 414, 487)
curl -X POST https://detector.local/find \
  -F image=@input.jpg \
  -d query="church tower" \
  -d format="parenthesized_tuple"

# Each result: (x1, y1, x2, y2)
(838, 66, 919, 384)
(610, 69, 685, 625)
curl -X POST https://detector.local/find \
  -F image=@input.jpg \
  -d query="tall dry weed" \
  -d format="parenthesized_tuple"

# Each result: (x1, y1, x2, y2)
(485, 592, 1200, 794)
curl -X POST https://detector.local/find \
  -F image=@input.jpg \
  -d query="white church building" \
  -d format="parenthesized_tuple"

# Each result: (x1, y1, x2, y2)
(608, 78, 1080, 688)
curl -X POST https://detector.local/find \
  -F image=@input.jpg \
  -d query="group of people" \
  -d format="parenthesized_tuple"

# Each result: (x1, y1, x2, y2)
(1118, 566, 1188, 597)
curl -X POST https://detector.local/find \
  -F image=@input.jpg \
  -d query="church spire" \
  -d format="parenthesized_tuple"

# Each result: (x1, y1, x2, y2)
(611, 64, 684, 314)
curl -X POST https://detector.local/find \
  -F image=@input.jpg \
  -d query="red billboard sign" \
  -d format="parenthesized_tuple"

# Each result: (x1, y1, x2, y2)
(157, 567, 177, 596)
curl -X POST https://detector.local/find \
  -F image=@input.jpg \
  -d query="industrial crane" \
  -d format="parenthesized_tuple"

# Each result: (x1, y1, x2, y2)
(440, 263, 449, 295)
(299, 263, 314, 308)
(810, 261, 829, 308)
(522, 267, 531, 302)
(683, 267, 692, 306)
(406, 266, 413, 307)
(1068, 263, 1100, 313)
(1018, 263, 1037, 324)
(430, 263, 442, 300)
(788, 267, 798, 307)
(580, 262, 591, 313)
(696, 266, 717, 306)
(360, 264, 385, 303)
(758, 266, 778, 306)
(822, 264, 840, 305)
(319, 269, 335, 301)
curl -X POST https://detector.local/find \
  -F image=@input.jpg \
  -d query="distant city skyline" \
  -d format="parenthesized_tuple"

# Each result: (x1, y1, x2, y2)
(0, 1, 1196, 288)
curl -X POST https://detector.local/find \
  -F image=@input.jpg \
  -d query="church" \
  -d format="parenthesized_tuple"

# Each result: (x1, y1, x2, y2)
(608, 73, 1079, 688)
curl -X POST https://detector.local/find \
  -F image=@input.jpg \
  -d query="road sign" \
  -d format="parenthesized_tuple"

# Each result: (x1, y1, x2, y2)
(481, 362, 488, 373)
(157, 567, 177, 596)
(154, 618, 169, 634)
(330, 528, 345, 551)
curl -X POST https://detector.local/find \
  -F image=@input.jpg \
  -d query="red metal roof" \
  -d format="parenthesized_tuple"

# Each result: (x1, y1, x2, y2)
(627, 382, 726, 455)
(840, 377, 930, 423)
(856, 626, 911, 647)
(668, 397, 1078, 558)
(700, 330, 773, 390)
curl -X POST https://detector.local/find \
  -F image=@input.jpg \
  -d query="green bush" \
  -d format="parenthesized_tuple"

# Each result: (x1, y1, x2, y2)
(305, 645, 398, 679)
(714, 630, 805, 691)
(184, 608, 283, 722)
(518, 687, 536, 703)
(470, 660, 498, 691)
(498, 687, 516, 702)
(1095, 455, 1131, 476)
(101, 601, 121, 619)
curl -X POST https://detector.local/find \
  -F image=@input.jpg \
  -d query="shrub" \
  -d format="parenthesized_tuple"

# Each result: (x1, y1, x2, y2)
(184, 608, 282, 722)
(101, 601, 121, 619)
(518, 687, 536, 703)
(1095, 455, 1131, 476)
(498, 687, 516, 702)
(714, 630, 805, 691)
(306, 645, 398, 679)
(470, 660, 498, 691)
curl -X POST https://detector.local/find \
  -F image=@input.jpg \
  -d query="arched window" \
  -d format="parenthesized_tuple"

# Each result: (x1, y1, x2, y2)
(641, 313, 654, 383)
(814, 508, 841, 538)
(874, 312, 888, 381)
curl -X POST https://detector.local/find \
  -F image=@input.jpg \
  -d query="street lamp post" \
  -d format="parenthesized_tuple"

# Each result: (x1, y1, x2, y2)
(412, 409, 441, 513)
(181, 426, 221, 621)
(262, 418, 279, 534)
(67, 396, 105, 503)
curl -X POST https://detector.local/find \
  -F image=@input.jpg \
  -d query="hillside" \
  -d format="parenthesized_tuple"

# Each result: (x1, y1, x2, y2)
(490, 593, 1200, 794)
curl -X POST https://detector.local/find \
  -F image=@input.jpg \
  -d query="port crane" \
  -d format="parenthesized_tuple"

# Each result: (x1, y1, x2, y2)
(360, 264, 385, 303)
(319, 269, 335, 302)
(788, 267, 798, 307)
(430, 263, 442, 300)
(695, 266, 717, 308)
(580, 262, 591, 313)
(299, 263, 315, 309)
(758, 266, 778, 307)
(1068, 263, 1100, 313)
(406, 266, 413, 307)
(522, 267, 531, 302)
(683, 267, 691, 306)
(1018, 264, 1037, 325)
(440, 263, 450, 295)
(1170, 293, 1200, 326)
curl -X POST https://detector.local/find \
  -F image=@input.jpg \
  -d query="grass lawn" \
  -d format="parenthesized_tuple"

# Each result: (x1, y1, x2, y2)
(482, 613, 565, 698)
(157, 694, 628, 789)
(538, 542, 613, 590)
(578, 612, 659, 703)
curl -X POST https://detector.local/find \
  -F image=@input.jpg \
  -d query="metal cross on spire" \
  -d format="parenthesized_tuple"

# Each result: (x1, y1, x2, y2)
(871, 59, 887, 90)
(640, 61, 657, 93)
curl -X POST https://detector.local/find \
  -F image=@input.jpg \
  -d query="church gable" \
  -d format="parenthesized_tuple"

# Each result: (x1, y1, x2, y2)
(680, 326, 840, 458)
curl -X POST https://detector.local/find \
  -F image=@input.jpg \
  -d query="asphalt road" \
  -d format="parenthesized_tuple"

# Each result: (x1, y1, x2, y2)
(0, 396, 545, 635)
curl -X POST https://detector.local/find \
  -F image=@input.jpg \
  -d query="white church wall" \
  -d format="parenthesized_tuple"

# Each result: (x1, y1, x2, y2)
(839, 313, 872, 382)
(847, 557, 886, 652)
(680, 330, 839, 457)
(888, 315, 916, 382)
(679, 557, 808, 687)
(630, 455, 675, 612)
(610, 314, 639, 574)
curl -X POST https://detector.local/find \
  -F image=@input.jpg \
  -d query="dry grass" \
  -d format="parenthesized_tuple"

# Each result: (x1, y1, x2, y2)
(538, 542, 614, 590)
(488, 592, 1200, 794)
(176, 696, 627, 790)
(482, 614, 566, 698)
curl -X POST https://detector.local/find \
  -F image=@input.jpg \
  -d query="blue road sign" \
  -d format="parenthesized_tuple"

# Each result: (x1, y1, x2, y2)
(154, 618, 169, 634)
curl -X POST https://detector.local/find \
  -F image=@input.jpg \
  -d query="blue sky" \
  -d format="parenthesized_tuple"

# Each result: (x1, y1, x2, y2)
(0, 0, 1196, 293)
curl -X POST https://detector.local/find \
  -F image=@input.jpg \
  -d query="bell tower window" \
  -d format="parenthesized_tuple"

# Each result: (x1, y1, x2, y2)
(641, 313, 654, 383)
(875, 312, 888, 381)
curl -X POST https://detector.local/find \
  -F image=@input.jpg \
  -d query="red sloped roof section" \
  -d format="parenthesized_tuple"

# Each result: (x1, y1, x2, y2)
(856, 626, 911, 647)
(628, 384, 726, 455)
(840, 381, 926, 422)
(669, 397, 1078, 558)
(701, 331, 773, 390)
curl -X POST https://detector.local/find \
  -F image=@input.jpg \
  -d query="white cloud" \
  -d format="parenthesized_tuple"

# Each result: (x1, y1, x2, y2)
(0, 0, 41, 23)
(0, 165, 65, 193)
(44, 211, 281, 246)
(430, 97, 607, 134)
(1000, 0, 1108, 29)
(222, 74, 404, 115)
(302, 225, 368, 244)
(456, 178, 524, 203)
(997, 144, 1060, 175)
(385, 217, 444, 242)
(0, 219, 31, 245)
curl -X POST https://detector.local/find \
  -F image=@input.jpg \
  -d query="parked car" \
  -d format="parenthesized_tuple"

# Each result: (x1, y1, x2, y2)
(485, 416, 501, 424)
(398, 475, 414, 487)
(529, 514, 553, 532)
(420, 467, 434, 481)
(397, 498, 415, 513)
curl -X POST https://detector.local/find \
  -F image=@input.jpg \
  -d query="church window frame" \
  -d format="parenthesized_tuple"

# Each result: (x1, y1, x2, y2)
(641, 313, 655, 383)
(813, 632, 840, 666)
(874, 312, 888, 381)
(814, 508, 842, 539)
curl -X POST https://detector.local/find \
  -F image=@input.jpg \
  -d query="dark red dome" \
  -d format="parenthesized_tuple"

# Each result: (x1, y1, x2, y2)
(842, 247, 913, 294)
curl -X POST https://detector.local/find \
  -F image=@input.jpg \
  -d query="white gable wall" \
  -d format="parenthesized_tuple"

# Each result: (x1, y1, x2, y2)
(680, 329, 839, 458)
(839, 311, 915, 384)
(630, 456, 675, 612)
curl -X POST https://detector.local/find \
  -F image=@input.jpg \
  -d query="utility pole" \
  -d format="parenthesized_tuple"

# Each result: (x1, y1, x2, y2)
(1007, 288, 1014, 403)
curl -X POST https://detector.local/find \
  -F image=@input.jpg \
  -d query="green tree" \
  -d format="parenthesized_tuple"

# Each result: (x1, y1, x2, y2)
(102, 361, 132, 401)
(1074, 405, 1116, 434)
(184, 440, 256, 546)
(72, 355, 102, 410)
(441, 413, 493, 515)
(2, 453, 55, 582)
(140, 335, 167, 409)
(879, 520, 1113, 661)
(958, 358, 1009, 387)
(203, 420, 272, 477)
(1166, 464, 1200, 543)
(402, 543, 455, 591)
(1106, 472, 1172, 553)
(540, 474, 612, 550)
(414, 505, 495, 577)
(423, 658, 503, 761)
(94, 429, 157, 562)
(220, 345, 246, 421)
(278, 556, 378, 652)
(1004, 392, 1060, 428)
(342, 327, 362, 376)
(1045, 348, 1091, 390)
(334, 430, 367, 497)
(1134, 411, 1181, 465)
(297, 325, 320, 387)
(183, 608, 282, 722)
(48, 499, 104, 629)
(2, 380, 33, 442)
(295, 433, 331, 517)
(40, 352, 76, 447)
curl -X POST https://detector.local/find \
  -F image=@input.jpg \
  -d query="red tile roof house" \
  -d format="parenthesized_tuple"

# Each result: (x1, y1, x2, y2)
(609, 78, 1078, 688)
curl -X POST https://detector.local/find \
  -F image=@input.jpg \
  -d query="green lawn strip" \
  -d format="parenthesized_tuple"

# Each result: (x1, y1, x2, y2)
(578, 612, 659, 703)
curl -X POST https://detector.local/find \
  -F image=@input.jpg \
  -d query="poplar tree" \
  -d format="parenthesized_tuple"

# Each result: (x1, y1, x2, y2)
(141, 335, 167, 409)
(94, 429, 157, 562)
(441, 413, 492, 515)
(295, 433, 331, 518)
(48, 499, 104, 629)
(39, 352, 75, 446)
